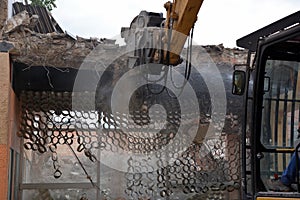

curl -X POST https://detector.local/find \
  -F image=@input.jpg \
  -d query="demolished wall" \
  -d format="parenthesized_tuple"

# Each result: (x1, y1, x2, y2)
(0, 10, 248, 69)
(0, 0, 8, 30)
(1, 9, 248, 135)
(0, 6, 247, 200)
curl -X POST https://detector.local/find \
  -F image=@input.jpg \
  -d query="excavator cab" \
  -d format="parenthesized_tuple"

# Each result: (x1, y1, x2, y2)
(234, 11, 300, 199)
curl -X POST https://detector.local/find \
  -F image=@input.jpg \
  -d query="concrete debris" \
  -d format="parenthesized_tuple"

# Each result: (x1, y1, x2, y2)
(0, 11, 120, 68)
(12, 2, 64, 34)
(100, 38, 116, 44)
(0, 10, 247, 68)
(1, 11, 38, 35)
(0, 41, 14, 52)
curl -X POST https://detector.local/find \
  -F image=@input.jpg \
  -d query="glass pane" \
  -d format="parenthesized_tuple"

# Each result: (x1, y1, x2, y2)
(261, 152, 293, 190)
(22, 142, 99, 184)
(261, 60, 300, 148)
(22, 189, 96, 200)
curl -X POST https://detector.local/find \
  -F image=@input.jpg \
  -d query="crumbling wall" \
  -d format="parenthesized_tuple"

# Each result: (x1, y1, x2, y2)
(0, 11, 120, 68)
(201, 44, 247, 64)
(0, 11, 247, 69)
(0, 0, 8, 30)
(2, 8, 248, 200)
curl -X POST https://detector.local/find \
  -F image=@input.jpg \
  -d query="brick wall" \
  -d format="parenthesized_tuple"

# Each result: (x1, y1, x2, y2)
(0, 53, 9, 144)
(0, 52, 10, 200)
(0, 0, 8, 31)
(0, 145, 8, 198)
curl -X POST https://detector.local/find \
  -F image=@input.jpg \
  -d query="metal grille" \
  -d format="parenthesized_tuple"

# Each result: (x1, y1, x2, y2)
(18, 91, 241, 199)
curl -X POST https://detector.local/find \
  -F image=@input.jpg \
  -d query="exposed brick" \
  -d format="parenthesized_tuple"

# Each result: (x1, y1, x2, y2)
(8, 88, 20, 150)
(0, 145, 8, 200)
(0, 52, 9, 200)
(0, 0, 8, 31)
(0, 53, 10, 145)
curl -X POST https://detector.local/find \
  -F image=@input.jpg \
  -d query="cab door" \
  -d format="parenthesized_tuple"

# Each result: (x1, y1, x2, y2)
(252, 27, 300, 199)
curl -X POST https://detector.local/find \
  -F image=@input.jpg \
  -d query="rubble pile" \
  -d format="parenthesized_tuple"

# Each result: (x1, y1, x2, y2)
(0, 10, 247, 69)
(202, 44, 247, 64)
(0, 11, 120, 68)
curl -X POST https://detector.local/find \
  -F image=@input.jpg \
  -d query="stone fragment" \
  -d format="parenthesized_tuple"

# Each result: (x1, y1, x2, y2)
(1, 11, 38, 35)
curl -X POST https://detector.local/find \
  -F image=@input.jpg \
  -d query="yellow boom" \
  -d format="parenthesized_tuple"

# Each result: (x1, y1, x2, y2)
(163, 0, 204, 65)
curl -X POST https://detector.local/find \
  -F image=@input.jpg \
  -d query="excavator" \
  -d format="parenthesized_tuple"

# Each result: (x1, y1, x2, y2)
(233, 10, 300, 200)
(102, 0, 208, 132)
(115, 0, 206, 123)
(121, 0, 204, 66)
(125, 1, 300, 199)
(16, 0, 300, 199)
(121, 1, 300, 199)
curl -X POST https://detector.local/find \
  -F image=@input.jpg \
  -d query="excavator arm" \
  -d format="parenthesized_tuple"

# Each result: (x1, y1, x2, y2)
(163, 0, 204, 65)
(121, 0, 204, 66)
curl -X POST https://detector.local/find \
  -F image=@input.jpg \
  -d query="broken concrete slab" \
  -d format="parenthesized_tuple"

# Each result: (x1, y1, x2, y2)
(1, 11, 38, 35)
(0, 6, 123, 68)
(0, 41, 14, 52)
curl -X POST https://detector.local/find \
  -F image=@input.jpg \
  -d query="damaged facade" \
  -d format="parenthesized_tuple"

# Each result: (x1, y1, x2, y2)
(0, 2, 248, 200)
(0, 4, 247, 68)
(0, 0, 9, 30)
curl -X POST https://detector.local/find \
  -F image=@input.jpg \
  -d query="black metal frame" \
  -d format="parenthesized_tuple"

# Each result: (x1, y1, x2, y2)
(241, 50, 252, 199)
(237, 10, 300, 52)
(254, 30, 300, 199)
(237, 9, 300, 200)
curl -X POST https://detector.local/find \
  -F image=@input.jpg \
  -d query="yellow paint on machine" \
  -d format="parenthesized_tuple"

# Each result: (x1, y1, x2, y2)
(257, 197, 300, 200)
